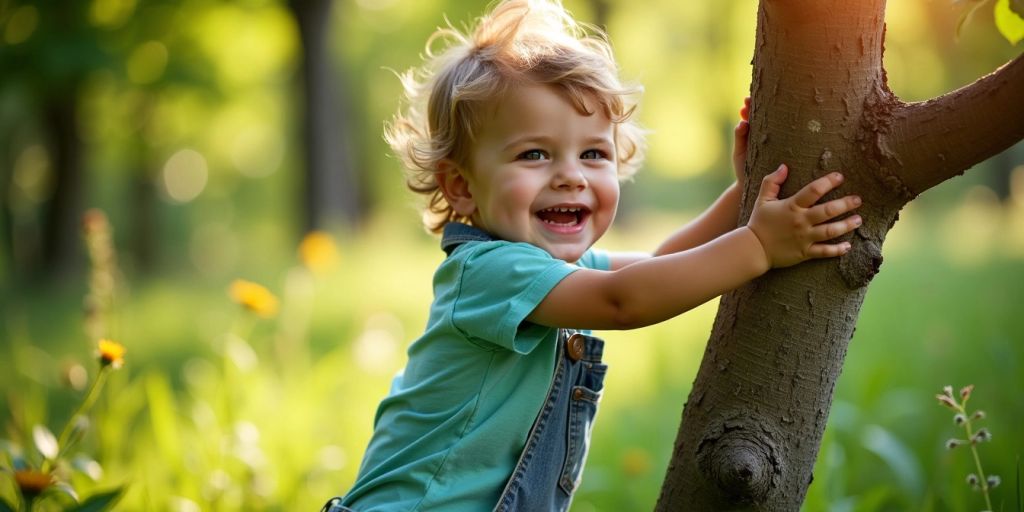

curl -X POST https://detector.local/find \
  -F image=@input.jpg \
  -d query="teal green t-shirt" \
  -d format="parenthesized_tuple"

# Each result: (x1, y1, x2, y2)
(342, 239, 609, 511)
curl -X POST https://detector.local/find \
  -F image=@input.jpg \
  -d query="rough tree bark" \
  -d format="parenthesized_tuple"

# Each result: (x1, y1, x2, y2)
(656, 1, 1024, 510)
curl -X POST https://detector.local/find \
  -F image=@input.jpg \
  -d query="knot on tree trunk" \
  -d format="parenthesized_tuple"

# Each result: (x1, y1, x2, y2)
(696, 417, 782, 504)
(838, 229, 884, 289)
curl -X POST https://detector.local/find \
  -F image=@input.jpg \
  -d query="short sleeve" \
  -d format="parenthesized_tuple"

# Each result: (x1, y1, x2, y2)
(577, 248, 609, 271)
(451, 242, 578, 354)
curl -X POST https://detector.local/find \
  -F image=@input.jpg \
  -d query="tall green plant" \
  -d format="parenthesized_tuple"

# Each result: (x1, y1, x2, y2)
(938, 385, 1001, 512)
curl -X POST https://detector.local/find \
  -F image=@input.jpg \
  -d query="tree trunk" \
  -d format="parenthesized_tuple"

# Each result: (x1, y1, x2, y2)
(657, 1, 1024, 510)
(289, 0, 362, 233)
(41, 93, 85, 278)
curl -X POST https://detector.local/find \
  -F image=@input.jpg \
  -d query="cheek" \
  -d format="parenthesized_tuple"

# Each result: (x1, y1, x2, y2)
(595, 176, 620, 210)
(494, 177, 540, 208)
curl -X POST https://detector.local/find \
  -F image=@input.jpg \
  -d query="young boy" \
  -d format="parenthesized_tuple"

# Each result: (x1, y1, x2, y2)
(322, 1, 862, 510)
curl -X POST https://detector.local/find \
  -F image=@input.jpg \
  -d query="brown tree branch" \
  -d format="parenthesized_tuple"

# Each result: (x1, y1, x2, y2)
(891, 52, 1024, 196)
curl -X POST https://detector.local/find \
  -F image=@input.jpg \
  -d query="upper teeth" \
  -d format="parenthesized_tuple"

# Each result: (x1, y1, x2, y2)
(543, 207, 580, 212)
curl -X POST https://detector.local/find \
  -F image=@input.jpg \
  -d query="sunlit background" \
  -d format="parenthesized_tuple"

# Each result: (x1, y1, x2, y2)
(2, 0, 1023, 510)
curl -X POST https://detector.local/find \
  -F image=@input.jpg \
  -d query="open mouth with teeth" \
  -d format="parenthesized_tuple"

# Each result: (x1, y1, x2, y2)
(535, 206, 590, 228)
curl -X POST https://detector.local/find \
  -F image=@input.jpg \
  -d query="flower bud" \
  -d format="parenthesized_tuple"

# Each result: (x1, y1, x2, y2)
(966, 473, 980, 489)
(986, 475, 1000, 489)
(971, 410, 986, 420)
(943, 385, 954, 398)
(953, 414, 966, 426)
(945, 438, 965, 450)
(959, 384, 974, 400)
(971, 428, 992, 444)
(935, 394, 958, 410)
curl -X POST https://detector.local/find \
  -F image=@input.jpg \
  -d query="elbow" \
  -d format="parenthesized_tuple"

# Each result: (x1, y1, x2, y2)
(607, 300, 649, 330)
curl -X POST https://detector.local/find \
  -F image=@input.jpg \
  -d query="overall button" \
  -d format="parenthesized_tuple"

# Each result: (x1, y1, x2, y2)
(566, 333, 585, 362)
(572, 388, 584, 400)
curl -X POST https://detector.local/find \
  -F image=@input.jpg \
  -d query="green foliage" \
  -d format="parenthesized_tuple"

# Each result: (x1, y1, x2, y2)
(66, 489, 123, 512)
(2, 0, 1023, 510)
(955, 0, 1024, 43)
(995, 0, 1024, 44)
(6, 200, 1023, 510)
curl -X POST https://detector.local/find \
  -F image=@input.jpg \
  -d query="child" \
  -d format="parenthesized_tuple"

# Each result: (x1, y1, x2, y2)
(322, 0, 861, 510)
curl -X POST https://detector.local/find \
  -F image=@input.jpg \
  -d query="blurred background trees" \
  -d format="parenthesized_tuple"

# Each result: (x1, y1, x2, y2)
(1, 0, 1019, 285)
(1, 0, 1022, 510)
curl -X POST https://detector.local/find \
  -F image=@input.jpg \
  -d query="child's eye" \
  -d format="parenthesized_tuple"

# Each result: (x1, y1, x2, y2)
(518, 149, 548, 161)
(581, 149, 609, 160)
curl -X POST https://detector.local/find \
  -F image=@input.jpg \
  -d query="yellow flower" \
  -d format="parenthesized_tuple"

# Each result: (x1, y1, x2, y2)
(298, 231, 340, 275)
(229, 279, 279, 318)
(621, 447, 651, 477)
(14, 469, 53, 498)
(97, 339, 126, 368)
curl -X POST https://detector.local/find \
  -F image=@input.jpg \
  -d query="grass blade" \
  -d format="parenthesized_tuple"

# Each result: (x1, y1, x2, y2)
(69, 487, 124, 512)
(1016, 455, 1021, 512)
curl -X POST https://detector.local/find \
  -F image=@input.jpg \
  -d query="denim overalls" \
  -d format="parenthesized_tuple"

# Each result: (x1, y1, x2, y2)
(321, 226, 608, 512)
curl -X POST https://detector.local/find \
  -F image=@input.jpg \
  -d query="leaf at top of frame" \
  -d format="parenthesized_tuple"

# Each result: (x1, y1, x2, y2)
(995, 0, 1024, 44)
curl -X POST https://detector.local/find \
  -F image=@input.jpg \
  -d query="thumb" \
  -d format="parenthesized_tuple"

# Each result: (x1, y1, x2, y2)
(757, 164, 788, 202)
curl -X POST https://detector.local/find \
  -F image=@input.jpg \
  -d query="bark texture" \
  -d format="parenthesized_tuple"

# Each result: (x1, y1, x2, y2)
(657, 0, 1024, 510)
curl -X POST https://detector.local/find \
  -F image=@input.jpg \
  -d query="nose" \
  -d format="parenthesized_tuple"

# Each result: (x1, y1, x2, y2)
(551, 159, 587, 191)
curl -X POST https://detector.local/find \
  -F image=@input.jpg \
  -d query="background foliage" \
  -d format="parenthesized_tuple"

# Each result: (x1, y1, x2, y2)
(1, 0, 1023, 510)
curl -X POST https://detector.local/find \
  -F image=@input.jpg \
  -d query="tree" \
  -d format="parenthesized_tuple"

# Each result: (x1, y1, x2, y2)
(655, 0, 1024, 509)
(0, 3, 110, 279)
(287, 0, 364, 233)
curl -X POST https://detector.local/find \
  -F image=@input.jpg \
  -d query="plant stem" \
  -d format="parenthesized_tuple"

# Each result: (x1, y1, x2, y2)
(962, 408, 993, 511)
(44, 366, 110, 470)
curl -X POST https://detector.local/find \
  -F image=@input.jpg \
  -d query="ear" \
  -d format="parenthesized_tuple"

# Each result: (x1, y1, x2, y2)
(436, 159, 477, 217)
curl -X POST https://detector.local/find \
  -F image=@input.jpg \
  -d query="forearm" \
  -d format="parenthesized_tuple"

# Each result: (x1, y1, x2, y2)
(612, 226, 767, 328)
(533, 226, 768, 330)
(654, 182, 742, 256)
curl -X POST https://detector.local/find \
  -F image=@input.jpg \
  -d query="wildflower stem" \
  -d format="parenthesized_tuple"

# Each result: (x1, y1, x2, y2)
(48, 366, 110, 467)
(963, 409, 993, 511)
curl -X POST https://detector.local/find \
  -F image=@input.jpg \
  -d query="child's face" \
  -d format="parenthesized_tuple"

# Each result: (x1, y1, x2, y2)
(459, 84, 620, 263)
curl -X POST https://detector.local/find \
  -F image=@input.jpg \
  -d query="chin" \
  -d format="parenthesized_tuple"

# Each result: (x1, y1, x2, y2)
(543, 246, 587, 264)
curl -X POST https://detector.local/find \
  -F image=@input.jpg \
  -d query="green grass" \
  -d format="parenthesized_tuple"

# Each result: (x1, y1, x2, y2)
(3, 198, 1024, 511)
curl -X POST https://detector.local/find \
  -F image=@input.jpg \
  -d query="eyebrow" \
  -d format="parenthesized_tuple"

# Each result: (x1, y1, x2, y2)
(502, 135, 614, 152)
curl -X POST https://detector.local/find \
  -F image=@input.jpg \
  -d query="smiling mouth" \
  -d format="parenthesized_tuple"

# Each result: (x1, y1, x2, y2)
(535, 206, 590, 227)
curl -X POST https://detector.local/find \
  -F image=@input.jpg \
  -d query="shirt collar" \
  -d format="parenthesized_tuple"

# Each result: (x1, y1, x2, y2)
(441, 223, 494, 256)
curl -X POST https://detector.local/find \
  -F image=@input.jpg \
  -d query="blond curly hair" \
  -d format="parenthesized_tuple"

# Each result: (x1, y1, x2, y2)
(385, 0, 646, 233)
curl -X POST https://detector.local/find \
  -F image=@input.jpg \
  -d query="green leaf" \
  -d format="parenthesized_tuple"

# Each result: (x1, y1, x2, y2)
(0, 498, 15, 512)
(861, 424, 924, 495)
(44, 481, 79, 504)
(145, 372, 182, 467)
(996, 0, 1024, 44)
(68, 488, 124, 512)
(32, 425, 58, 460)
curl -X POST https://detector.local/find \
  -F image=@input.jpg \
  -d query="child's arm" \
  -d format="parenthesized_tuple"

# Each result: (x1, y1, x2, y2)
(610, 99, 752, 270)
(529, 165, 861, 330)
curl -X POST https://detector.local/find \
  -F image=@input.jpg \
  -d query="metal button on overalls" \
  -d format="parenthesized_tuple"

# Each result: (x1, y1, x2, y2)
(565, 333, 585, 362)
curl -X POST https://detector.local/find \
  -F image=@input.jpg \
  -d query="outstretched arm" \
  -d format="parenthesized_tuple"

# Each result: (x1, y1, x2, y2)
(530, 167, 861, 330)
(610, 99, 752, 270)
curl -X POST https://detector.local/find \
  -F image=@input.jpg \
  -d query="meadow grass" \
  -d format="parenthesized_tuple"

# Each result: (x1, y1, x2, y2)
(3, 194, 1024, 511)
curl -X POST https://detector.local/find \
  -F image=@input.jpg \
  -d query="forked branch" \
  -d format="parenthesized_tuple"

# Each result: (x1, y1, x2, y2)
(891, 52, 1024, 196)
